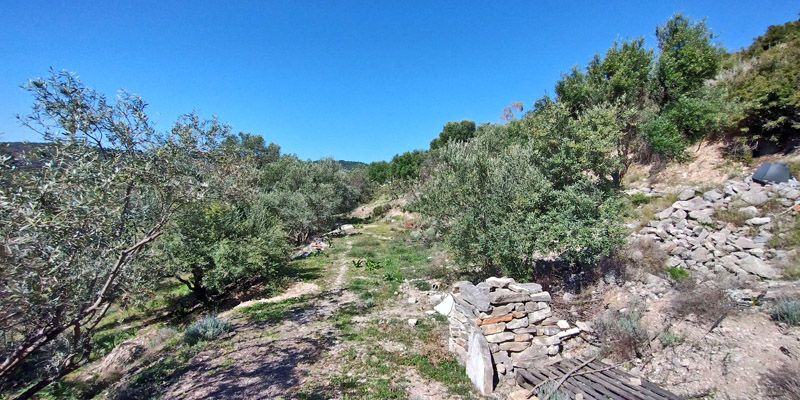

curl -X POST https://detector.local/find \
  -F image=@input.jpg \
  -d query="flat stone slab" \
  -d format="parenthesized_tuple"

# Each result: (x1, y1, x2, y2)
(508, 282, 543, 294)
(434, 294, 454, 316)
(488, 291, 530, 305)
(460, 282, 492, 312)
(466, 330, 494, 395)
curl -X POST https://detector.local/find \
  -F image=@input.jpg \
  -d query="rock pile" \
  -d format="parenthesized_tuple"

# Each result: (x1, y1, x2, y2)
(631, 178, 800, 280)
(436, 277, 591, 395)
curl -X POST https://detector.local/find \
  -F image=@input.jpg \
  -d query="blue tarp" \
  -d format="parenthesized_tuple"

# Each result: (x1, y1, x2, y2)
(752, 161, 791, 184)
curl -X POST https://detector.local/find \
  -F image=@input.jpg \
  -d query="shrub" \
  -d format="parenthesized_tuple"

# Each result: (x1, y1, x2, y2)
(595, 303, 648, 360)
(183, 315, 232, 346)
(602, 238, 668, 282)
(771, 297, 800, 326)
(658, 329, 685, 347)
(536, 381, 571, 400)
(764, 360, 800, 399)
(671, 281, 734, 323)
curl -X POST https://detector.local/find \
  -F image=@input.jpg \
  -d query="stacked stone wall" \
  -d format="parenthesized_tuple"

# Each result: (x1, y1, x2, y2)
(437, 277, 589, 395)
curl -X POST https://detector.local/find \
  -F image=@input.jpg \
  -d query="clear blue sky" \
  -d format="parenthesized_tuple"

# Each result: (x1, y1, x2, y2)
(1, 1, 797, 162)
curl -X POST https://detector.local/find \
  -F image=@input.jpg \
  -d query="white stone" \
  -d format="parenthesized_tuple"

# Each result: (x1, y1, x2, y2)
(746, 217, 771, 226)
(407, 297, 417, 304)
(466, 330, 494, 395)
(557, 327, 581, 339)
(407, 318, 418, 326)
(742, 191, 769, 205)
(434, 294, 454, 316)
(556, 320, 570, 329)
(485, 277, 515, 288)
(506, 317, 529, 330)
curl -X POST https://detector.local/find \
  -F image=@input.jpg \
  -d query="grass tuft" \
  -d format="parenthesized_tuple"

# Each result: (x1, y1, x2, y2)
(183, 314, 232, 346)
(772, 297, 800, 326)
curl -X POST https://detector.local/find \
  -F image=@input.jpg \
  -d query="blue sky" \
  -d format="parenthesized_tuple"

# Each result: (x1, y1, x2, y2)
(1, 1, 797, 162)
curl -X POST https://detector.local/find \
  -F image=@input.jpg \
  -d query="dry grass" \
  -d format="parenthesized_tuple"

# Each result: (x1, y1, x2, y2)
(713, 206, 751, 227)
(628, 192, 679, 229)
(670, 281, 734, 323)
(600, 238, 668, 282)
(764, 360, 800, 399)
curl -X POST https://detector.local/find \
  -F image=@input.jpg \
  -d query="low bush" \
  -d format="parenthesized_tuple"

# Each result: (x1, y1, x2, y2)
(658, 329, 685, 347)
(764, 360, 800, 399)
(536, 380, 571, 400)
(183, 314, 232, 346)
(595, 303, 648, 360)
(602, 238, 668, 282)
(671, 281, 734, 323)
(771, 297, 800, 326)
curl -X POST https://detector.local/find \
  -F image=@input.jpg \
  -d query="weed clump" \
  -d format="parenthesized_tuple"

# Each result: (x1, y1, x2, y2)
(670, 281, 734, 323)
(665, 266, 689, 281)
(771, 296, 800, 326)
(595, 303, 648, 360)
(183, 314, 232, 345)
(601, 238, 667, 282)
(536, 381, 570, 400)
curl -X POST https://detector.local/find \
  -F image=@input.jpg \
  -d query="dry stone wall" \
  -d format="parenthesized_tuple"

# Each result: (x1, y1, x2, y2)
(436, 277, 590, 395)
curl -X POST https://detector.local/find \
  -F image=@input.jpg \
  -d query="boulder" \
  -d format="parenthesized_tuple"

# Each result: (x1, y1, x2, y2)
(678, 188, 696, 201)
(738, 206, 759, 217)
(675, 197, 711, 211)
(746, 217, 771, 226)
(466, 330, 494, 395)
(691, 247, 713, 263)
(703, 189, 724, 202)
(738, 256, 780, 279)
(657, 207, 675, 219)
(734, 237, 757, 249)
(741, 191, 769, 205)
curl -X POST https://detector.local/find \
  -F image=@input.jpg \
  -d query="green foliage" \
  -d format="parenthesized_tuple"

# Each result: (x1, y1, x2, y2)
(627, 192, 652, 206)
(364, 258, 383, 271)
(772, 297, 800, 326)
(0, 70, 228, 393)
(381, 272, 403, 282)
(413, 118, 624, 279)
(536, 381, 570, 400)
(162, 199, 289, 298)
(655, 14, 723, 101)
(724, 18, 800, 148)
(658, 329, 686, 347)
(183, 315, 232, 346)
(412, 280, 431, 291)
(665, 266, 690, 281)
(429, 120, 476, 150)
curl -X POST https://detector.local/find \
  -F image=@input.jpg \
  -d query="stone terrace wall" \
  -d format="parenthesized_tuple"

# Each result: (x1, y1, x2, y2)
(435, 277, 590, 395)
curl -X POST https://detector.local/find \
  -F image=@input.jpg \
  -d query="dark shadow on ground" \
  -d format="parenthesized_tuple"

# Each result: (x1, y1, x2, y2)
(113, 287, 355, 400)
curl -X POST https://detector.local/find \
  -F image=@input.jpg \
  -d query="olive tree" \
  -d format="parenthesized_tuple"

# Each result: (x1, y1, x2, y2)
(0, 71, 226, 398)
(413, 115, 624, 280)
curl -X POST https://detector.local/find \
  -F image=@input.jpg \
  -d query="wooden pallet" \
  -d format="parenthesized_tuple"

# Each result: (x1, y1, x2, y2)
(515, 358, 684, 400)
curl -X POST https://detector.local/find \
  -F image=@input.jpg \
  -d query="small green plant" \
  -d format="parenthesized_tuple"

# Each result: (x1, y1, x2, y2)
(412, 280, 431, 291)
(183, 314, 232, 346)
(352, 259, 364, 268)
(238, 297, 301, 323)
(628, 192, 653, 206)
(382, 272, 403, 282)
(772, 297, 800, 326)
(665, 266, 690, 281)
(364, 257, 382, 271)
(658, 329, 685, 347)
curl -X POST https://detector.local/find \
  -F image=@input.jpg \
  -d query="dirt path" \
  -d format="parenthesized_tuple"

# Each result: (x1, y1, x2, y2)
(159, 240, 356, 400)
